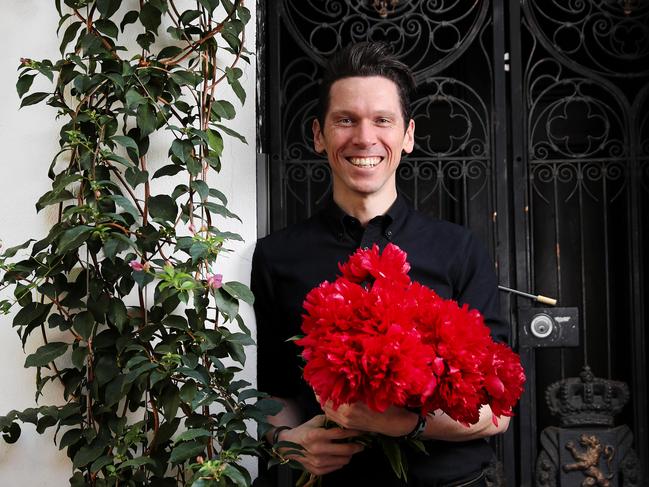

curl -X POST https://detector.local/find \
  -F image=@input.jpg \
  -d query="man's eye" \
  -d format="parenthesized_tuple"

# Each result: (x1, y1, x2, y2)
(338, 118, 352, 125)
(376, 118, 391, 125)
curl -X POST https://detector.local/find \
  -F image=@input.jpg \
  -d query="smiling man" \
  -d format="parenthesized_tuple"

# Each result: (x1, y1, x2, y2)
(252, 42, 509, 487)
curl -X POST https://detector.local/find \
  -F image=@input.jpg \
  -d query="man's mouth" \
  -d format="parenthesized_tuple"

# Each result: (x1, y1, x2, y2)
(347, 156, 383, 168)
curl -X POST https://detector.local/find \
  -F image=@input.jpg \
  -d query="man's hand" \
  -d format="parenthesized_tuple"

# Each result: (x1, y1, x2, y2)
(276, 415, 365, 476)
(322, 401, 419, 437)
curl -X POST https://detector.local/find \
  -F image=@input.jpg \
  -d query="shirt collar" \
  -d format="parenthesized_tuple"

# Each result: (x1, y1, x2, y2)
(321, 193, 411, 241)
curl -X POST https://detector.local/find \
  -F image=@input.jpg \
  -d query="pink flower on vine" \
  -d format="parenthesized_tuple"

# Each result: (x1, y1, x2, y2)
(206, 274, 223, 289)
(129, 260, 149, 272)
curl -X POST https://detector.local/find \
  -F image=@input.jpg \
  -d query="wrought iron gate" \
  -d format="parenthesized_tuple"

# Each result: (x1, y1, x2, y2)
(257, 1, 649, 485)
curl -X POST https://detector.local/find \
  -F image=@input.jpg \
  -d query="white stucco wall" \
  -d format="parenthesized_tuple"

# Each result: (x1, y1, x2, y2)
(0, 1, 258, 483)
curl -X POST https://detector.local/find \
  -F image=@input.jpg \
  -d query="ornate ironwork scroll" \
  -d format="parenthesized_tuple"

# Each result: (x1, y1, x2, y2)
(280, 0, 489, 79)
(525, 0, 649, 80)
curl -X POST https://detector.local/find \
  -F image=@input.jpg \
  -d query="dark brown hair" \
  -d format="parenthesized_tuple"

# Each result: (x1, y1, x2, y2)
(316, 41, 416, 127)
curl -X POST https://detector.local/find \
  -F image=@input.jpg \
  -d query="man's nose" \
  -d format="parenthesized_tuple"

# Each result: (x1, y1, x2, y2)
(352, 120, 376, 147)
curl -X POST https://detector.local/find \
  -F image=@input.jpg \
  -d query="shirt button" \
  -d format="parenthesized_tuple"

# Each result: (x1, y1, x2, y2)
(386, 230, 393, 239)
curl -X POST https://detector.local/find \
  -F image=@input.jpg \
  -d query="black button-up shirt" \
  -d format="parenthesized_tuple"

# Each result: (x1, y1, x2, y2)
(252, 194, 507, 486)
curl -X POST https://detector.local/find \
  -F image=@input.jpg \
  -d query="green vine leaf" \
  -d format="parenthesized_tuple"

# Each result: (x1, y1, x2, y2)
(139, 3, 162, 32)
(58, 225, 94, 252)
(136, 103, 158, 137)
(96, 0, 121, 18)
(111, 135, 140, 156)
(94, 19, 118, 38)
(215, 123, 247, 144)
(221, 281, 254, 305)
(72, 442, 106, 469)
(20, 92, 50, 108)
(24, 342, 68, 368)
(72, 311, 95, 341)
(148, 194, 178, 222)
(120, 10, 139, 32)
(175, 428, 211, 443)
(169, 440, 205, 464)
(16, 74, 36, 98)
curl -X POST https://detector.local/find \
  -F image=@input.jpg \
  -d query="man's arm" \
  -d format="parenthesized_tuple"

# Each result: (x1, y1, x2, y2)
(321, 401, 509, 441)
(252, 245, 364, 475)
(267, 396, 365, 476)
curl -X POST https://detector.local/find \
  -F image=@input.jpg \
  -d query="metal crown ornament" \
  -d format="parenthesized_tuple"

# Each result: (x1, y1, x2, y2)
(545, 366, 630, 427)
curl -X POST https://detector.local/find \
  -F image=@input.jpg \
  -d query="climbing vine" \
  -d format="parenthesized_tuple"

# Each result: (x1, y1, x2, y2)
(0, 1, 277, 485)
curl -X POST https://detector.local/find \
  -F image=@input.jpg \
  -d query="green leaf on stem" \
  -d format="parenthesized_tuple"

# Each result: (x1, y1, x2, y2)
(132, 270, 154, 288)
(20, 92, 49, 108)
(148, 194, 178, 222)
(136, 103, 157, 137)
(107, 298, 128, 332)
(111, 135, 140, 155)
(225, 67, 246, 105)
(16, 74, 36, 98)
(378, 436, 408, 480)
(190, 180, 209, 201)
(140, 3, 162, 32)
(120, 10, 139, 32)
(110, 194, 140, 221)
(125, 88, 147, 108)
(224, 465, 250, 487)
(1, 239, 34, 258)
(153, 164, 183, 179)
(169, 440, 205, 463)
(125, 167, 149, 187)
(73, 443, 106, 469)
(215, 288, 238, 322)
(90, 455, 114, 473)
(206, 129, 223, 156)
(211, 100, 236, 120)
(73, 311, 95, 341)
(24, 342, 68, 368)
(175, 428, 211, 443)
(2, 422, 21, 444)
(197, 0, 220, 13)
(237, 5, 251, 24)
(58, 225, 94, 253)
(215, 123, 247, 144)
(97, 0, 121, 18)
(221, 281, 254, 305)
(94, 19, 119, 39)
(202, 202, 240, 221)
(117, 456, 155, 471)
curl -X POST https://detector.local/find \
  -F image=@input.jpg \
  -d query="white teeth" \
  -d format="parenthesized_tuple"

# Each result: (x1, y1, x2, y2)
(348, 157, 382, 167)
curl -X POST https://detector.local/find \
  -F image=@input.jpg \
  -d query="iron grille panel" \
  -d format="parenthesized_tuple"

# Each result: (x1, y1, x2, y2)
(520, 0, 649, 479)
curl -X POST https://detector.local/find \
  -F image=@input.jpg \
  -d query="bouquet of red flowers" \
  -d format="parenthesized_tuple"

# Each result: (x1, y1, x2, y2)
(296, 243, 525, 478)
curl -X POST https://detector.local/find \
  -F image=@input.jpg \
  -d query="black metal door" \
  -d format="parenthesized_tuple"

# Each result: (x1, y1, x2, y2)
(258, 1, 649, 485)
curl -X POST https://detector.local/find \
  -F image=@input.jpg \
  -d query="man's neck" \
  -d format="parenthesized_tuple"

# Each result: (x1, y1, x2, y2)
(333, 189, 397, 226)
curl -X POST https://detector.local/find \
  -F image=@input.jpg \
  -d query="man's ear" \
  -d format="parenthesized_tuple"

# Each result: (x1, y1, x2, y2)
(402, 118, 415, 154)
(313, 118, 325, 153)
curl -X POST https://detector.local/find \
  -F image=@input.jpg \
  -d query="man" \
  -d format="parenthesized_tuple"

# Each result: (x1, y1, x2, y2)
(252, 42, 509, 487)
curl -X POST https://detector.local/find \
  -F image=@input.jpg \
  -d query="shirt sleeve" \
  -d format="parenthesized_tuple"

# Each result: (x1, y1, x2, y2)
(453, 232, 509, 344)
(251, 240, 304, 398)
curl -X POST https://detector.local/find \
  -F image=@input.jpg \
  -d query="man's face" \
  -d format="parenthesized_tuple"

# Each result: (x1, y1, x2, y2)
(313, 76, 415, 205)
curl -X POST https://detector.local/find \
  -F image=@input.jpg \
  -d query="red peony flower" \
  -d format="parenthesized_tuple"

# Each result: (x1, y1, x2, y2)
(298, 242, 525, 426)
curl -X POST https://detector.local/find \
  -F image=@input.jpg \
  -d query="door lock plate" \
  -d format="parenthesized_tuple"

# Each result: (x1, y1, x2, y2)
(518, 307, 579, 348)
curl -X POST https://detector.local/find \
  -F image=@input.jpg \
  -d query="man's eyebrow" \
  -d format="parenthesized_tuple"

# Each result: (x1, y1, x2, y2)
(328, 109, 399, 117)
(374, 110, 398, 117)
(328, 110, 355, 117)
